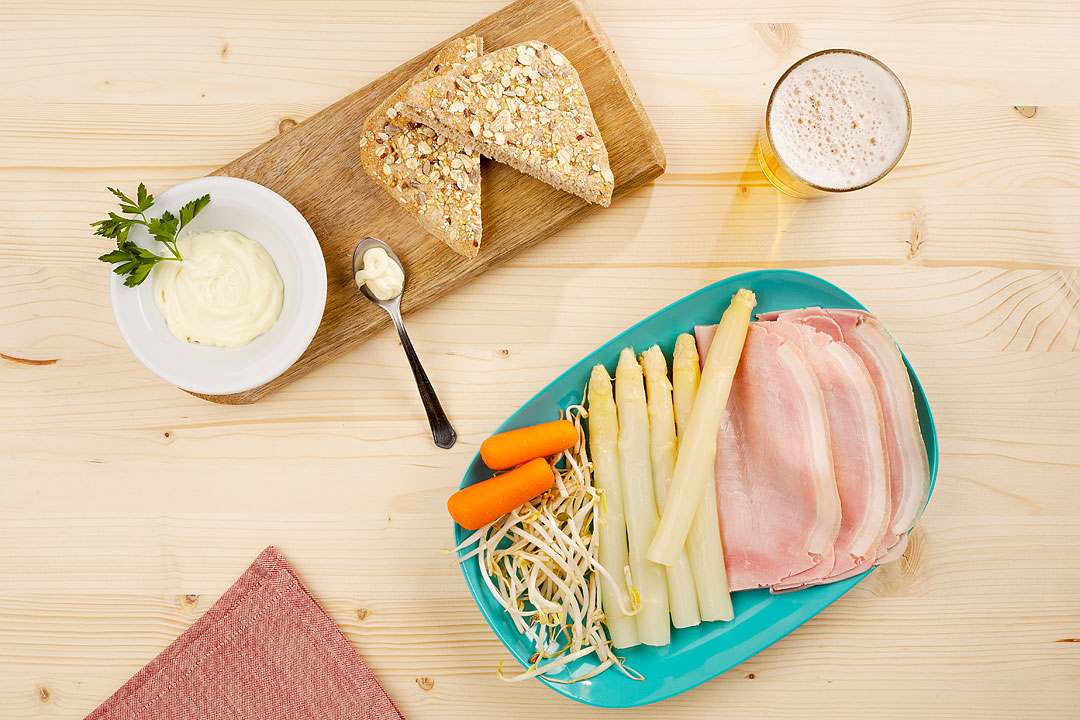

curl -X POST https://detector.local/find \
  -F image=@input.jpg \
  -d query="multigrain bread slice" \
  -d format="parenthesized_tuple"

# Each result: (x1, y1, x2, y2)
(400, 41, 614, 206)
(360, 36, 484, 258)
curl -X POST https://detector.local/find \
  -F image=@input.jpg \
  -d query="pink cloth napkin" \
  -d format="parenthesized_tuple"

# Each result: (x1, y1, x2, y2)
(87, 546, 404, 720)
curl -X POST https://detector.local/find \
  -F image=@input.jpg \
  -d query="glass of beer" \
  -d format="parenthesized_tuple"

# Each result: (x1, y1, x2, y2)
(757, 49, 911, 198)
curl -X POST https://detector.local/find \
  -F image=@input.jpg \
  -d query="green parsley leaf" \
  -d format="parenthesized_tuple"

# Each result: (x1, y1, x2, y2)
(178, 194, 210, 229)
(114, 260, 141, 276)
(107, 187, 135, 206)
(123, 262, 156, 287)
(148, 211, 179, 242)
(91, 213, 134, 241)
(136, 183, 154, 213)
(97, 248, 132, 264)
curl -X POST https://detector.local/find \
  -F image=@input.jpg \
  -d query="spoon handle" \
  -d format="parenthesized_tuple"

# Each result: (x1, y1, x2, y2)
(389, 310, 457, 449)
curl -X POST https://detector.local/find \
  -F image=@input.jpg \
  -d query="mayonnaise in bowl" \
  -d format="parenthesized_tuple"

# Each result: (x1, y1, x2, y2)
(153, 229, 284, 348)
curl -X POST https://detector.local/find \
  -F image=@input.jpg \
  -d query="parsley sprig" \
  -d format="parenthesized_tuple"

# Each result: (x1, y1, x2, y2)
(94, 184, 210, 287)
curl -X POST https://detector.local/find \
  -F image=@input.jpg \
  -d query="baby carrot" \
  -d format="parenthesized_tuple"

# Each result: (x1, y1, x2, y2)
(448, 458, 555, 530)
(480, 419, 578, 470)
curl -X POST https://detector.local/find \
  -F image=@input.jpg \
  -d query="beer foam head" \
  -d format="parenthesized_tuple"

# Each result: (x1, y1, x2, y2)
(768, 51, 909, 190)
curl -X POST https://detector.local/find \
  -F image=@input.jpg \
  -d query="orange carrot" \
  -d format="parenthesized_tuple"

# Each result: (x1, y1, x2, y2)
(448, 458, 555, 530)
(480, 419, 578, 470)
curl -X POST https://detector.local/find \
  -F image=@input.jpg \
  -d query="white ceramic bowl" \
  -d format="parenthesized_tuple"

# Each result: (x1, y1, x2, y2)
(109, 176, 327, 396)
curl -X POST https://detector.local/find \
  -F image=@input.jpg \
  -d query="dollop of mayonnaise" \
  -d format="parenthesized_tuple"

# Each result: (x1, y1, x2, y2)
(355, 247, 404, 301)
(153, 230, 284, 348)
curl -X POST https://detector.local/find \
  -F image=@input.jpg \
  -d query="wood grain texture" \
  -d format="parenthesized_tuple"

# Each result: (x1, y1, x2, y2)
(197, 0, 665, 403)
(1, 0, 1079, 718)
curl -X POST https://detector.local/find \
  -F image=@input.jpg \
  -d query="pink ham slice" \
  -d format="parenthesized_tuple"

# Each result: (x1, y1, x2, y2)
(696, 323, 841, 591)
(813, 532, 907, 589)
(758, 308, 931, 561)
(759, 321, 892, 590)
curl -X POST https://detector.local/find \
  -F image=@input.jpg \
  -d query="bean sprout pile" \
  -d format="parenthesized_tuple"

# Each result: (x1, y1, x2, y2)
(454, 401, 641, 683)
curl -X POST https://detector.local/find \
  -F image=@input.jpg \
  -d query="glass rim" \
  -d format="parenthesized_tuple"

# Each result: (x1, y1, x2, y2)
(764, 48, 912, 194)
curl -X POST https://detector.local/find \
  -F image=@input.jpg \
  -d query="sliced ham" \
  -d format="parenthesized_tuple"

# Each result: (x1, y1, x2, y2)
(875, 531, 909, 564)
(759, 321, 891, 590)
(758, 308, 931, 557)
(800, 532, 907, 592)
(696, 323, 841, 591)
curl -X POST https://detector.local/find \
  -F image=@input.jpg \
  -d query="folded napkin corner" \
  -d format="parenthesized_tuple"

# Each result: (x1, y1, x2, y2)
(86, 546, 405, 720)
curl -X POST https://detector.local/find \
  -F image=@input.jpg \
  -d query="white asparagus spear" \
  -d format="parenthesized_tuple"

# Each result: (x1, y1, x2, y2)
(614, 348, 671, 646)
(586, 365, 640, 649)
(673, 333, 734, 621)
(648, 289, 756, 566)
(640, 345, 701, 629)
(671, 334, 699, 438)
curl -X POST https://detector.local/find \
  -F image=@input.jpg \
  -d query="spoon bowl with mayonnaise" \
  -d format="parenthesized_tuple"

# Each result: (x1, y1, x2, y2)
(353, 237, 456, 449)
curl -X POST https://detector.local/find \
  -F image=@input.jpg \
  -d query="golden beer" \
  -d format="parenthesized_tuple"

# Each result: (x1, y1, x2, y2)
(757, 49, 911, 198)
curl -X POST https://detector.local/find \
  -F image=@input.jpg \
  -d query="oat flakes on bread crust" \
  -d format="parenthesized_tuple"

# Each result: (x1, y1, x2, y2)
(400, 41, 614, 206)
(360, 36, 483, 258)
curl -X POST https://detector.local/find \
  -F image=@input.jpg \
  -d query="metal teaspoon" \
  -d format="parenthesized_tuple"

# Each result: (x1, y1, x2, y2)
(352, 237, 456, 449)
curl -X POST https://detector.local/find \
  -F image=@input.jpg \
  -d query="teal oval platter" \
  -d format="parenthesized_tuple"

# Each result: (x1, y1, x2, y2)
(453, 269, 938, 708)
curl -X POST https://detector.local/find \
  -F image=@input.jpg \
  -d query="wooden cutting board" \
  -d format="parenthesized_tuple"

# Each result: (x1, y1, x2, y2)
(196, 0, 665, 404)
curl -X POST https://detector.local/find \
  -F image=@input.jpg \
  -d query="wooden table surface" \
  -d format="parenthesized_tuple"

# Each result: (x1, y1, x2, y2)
(2, 1, 1079, 717)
